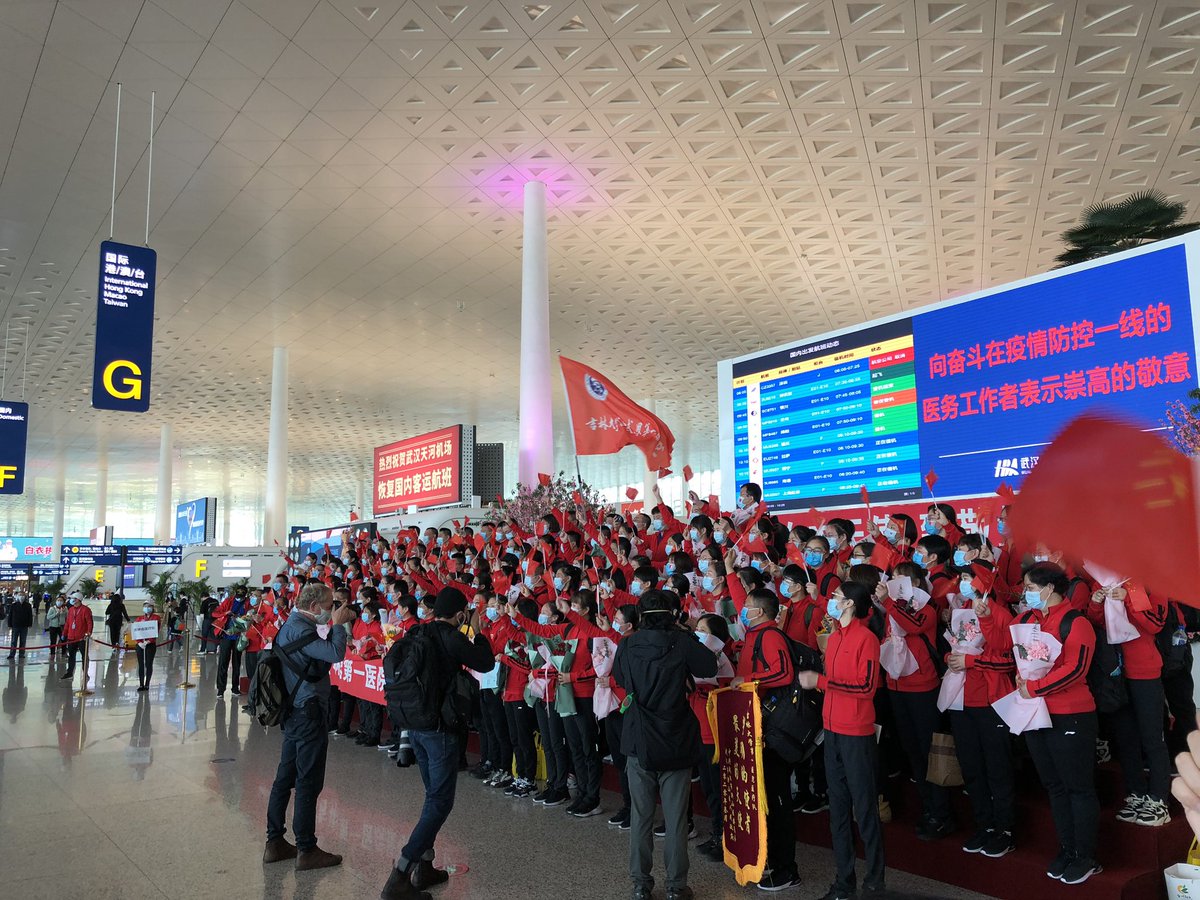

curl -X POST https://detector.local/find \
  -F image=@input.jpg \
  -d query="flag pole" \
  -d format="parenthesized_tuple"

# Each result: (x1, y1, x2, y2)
(557, 356, 585, 487)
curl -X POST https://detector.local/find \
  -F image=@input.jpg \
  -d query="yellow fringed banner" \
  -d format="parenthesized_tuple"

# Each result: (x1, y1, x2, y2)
(706, 683, 768, 886)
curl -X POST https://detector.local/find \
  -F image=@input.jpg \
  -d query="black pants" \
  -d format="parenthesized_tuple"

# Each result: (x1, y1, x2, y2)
(1109, 677, 1172, 802)
(825, 731, 885, 893)
(890, 688, 951, 821)
(336, 690, 358, 732)
(480, 689, 512, 773)
(6, 627, 27, 656)
(534, 698, 570, 791)
(698, 742, 721, 834)
(358, 700, 384, 741)
(605, 710, 631, 811)
(951, 705, 1015, 833)
(1026, 712, 1100, 860)
(107, 622, 123, 648)
(562, 696, 601, 805)
(1163, 656, 1197, 758)
(505, 700, 537, 781)
(763, 747, 796, 875)
(135, 642, 157, 687)
(64, 639, 85, 676)
(200, 620, 215, 652)
(266, 701, 329, 852)
(216, 641, 242, 693)
(244, 651, 259, 703)
(47, 626, 62, 657)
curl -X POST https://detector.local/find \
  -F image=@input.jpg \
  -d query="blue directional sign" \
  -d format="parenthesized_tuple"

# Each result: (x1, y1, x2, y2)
(124, 545, 182, 565)
(61, 545, 122, 566)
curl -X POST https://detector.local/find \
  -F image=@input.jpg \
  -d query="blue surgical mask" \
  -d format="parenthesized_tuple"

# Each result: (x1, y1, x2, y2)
(485, 607, 500, 622)
(341, 555, 350, 565)
(997, 520, 1008, 537)
(698, 559, 710, 575)
(419, 606, 433, 619)
(779, 581, 793, 599)
(553, 576, 565, 591)
(521, 560, 530, 573)
(537, 614, 551, 626)
(436, 537, 445, 547)
(651, 519, 664, 532)
(1024, 588, 1045, 610)
(953, 550, 968, 568)
(849, 557, 864, 567)
(414, 589, 425, 600)
(750, 559, 764, 572)
(824, 533, 840, 549)
(664, 563, 676, 576)
(524, 576, 535, 589)
(738, 607, 752, 627)
(923, 520, 938, 535)
(713, 531, 726, 545)
(804, 550, 823, 568)
(911, 550, 925, 568)
(701, 575, 715, 593)
(382, 551, 390, 561)
(273, 582, 282, 591)
(826, 597, 843, 619)
(505, 531, 514, 541)
(360, 612, 370, 623)
(689, 528, 700, 542)
(1033, 554, 1049, 563)
(959, 580, 976, 600)
(465, 554, 473, 564)
(630, 581, 643, 597)
(881, 526, 898, 542)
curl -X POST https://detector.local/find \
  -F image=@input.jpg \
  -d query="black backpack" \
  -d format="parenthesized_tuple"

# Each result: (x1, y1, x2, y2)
(1059, 610, 1128, 714)
(750, 627, 824, 764)
(253, 631, 320, 727)
(1156, 602, 1191, 677)
(384, 624, 446, 732)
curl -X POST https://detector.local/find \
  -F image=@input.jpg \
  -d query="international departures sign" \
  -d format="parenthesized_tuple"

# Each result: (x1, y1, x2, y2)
(93, 239, 156, 412)
(0, 400, 28, 494)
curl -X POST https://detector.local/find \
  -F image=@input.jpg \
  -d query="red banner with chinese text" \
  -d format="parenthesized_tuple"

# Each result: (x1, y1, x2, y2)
(560, 356, 675, 470)
(330, 653, 385, 703)
(373, 425, 463, 516)
(707, 684, 767, 886)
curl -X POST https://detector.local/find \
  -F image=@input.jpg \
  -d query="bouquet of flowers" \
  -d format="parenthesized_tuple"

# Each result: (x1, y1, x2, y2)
(1084, 559, 1139, 644)
(880, 615, 919, 680)
(937, 609, 985, 712)
(991, 623, 1062, 734)
(530, 635, 579, 716)
(591, 637, 620, 718)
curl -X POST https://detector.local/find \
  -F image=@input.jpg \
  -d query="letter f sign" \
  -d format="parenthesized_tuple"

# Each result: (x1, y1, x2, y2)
(0, 465, 17, 488)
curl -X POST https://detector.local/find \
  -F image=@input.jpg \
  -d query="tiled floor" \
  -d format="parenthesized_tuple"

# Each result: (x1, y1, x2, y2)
(0, 637, 993, 900)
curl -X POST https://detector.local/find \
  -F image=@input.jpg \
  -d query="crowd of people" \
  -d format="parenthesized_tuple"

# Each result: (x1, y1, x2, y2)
(251, 479, 1200, 899)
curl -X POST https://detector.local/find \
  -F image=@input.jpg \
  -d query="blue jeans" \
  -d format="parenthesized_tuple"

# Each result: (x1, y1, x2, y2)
(266, 702, 329, 851)
(399, 729, 459, 867)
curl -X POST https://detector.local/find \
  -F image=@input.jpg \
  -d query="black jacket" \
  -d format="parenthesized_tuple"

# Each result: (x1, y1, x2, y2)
(8, 599, 33, 629)
(425, 621, 495, 678)
(613, 625, 717, 771)
(104, 599, 130, 627)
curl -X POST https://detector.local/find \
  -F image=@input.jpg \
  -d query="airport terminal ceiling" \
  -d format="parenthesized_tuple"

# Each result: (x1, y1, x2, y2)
(2, 0, 1200, 534)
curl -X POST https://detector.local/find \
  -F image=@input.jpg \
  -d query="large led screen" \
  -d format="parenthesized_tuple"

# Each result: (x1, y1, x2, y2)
(719, 236, 1200, 512)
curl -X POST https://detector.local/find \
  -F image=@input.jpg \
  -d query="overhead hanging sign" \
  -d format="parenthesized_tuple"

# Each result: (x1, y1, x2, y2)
(32, 563, 70, 577)
(92, 239, 156, 412)
(0, 564, 30, 580)
(124, 545, 182, 565)
(0, 401, 28, 494)
(61, 544, 122, 566)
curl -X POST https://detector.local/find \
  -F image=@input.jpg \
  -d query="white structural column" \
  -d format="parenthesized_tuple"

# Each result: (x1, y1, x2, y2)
(51, 458, 65, 562)
(155, 424, 173, 544)
(517, 180, 554, 488)
(263, 347, 288, 547)
(25, 477, 36, 534)
(641, 398, 658, 502)
(221, 461, 231, 546)
(95, 442, 108, 529)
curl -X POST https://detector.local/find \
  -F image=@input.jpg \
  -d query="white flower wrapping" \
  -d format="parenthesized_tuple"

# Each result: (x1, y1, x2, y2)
(991, 623, 1063, 734)
(880, 615, 919, 681)
(1083, 559, 1139, 644)
(937, 609, 986, 712)
(591, 637, 620, 719)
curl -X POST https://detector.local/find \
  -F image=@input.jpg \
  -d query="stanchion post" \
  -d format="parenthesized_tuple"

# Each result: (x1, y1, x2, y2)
(74, 635, 94, 697)
(177, 628, 195, 689)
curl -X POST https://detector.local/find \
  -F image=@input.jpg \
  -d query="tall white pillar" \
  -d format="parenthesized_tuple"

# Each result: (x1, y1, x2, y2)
(51, 458, 65, 562)
(354, 478, 365, 520)
(641, 398, 659, 503)
(263, 347, 288, 547)
(221, 461, 232, 546)
(24, 476, 36, 534)
(94, 443, 108, 529)
(518, 180, 554, 488)
(155, 424, 173, 544)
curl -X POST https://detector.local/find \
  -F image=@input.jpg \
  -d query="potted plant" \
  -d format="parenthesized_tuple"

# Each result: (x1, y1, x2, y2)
(145, 572, 173, 615)
(1056, 189, 1200, 267)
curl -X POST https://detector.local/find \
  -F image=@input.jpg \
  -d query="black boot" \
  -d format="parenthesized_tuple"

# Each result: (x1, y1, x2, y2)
(410, 858, 449, 890)
(380, 864, 431, 900)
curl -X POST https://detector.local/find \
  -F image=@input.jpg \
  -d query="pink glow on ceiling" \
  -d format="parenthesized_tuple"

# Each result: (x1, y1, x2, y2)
(471, 161, 599, 209)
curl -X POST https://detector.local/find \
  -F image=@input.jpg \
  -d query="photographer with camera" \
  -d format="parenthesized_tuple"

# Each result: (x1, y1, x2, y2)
(263, 582, 355, 870)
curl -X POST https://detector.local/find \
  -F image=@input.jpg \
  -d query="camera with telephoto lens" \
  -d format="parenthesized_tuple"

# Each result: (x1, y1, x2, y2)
(395, 730, 415, 768)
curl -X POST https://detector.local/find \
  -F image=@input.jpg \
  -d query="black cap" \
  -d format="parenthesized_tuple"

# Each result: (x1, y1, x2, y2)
(432, 587, 468, 619)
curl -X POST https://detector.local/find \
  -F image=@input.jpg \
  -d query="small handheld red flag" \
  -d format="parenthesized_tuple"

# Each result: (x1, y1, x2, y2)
(452, 520, 461, 529)
(625, 487, 639, 501)
(538, 473, 552, 488)
(658, 468, 672, 478)
(925, 468, 939, 494)
(859, 485, 870, 510)
(572, 490, 584, 506)
(683, 465, 694, 482)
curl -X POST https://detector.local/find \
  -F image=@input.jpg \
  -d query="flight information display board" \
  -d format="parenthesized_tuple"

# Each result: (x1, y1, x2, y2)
(719, 235, 1200, 512)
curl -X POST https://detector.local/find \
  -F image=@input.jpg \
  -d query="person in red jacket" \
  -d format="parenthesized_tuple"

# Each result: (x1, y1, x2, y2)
(798, 581, 884, 900)
(947, 565, 1017, 858)
(731, 588, 799, 892)
(133, 601, 161, 692)
(1016, 563, 1100, 886)
(1085, 580, 1171, 826)
(494, 596, 540, 799)
(882, 562, 954, 841)
(60, 596, 94, 681)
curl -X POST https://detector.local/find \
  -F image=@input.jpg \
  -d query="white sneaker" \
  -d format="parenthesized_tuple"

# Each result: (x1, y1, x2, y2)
(1134, 797, 1170, 827)
(1116, 794, 1145, 823)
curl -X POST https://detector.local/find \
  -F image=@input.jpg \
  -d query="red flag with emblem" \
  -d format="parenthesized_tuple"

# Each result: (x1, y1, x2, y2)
(560, 356, 675, 471)
(1007, 412, 1200, 604)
